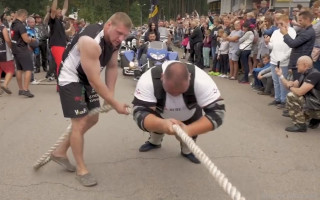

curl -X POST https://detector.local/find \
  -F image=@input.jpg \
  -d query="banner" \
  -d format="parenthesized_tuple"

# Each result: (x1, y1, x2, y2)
(149, 0, 159, 24)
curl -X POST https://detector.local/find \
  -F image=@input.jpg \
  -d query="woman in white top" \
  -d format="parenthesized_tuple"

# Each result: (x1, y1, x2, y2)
(238, 21, 254, 83)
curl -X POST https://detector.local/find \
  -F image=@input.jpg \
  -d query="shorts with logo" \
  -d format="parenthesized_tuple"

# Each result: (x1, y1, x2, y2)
(59, 82, 100, 118)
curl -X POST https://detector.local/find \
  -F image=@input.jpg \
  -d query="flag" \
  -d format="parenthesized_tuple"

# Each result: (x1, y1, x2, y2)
(149, 0, 159, 24)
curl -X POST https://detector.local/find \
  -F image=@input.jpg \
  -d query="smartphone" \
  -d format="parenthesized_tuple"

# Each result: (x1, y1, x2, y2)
(277, 61, 280, 68)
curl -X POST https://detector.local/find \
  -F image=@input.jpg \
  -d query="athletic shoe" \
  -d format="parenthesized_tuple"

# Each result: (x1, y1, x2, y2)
(139, 141, 161, 152)
(47, 77, 55, 81)
(213, 72, 220, 76)
(22, 90, 34, 98)
(31, 79, 39, 85)
(268, 100, 281, 106)
(1, 86, 12, 94)
(181, 152, 200, 164)
(208, 71, 215, 76)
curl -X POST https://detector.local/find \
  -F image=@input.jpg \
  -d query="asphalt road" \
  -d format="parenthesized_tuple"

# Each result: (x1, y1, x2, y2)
(0, 60, 319, 200)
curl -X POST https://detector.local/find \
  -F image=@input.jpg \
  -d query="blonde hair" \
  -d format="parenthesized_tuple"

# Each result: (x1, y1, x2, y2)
(16, 9, 28, 17)
(278, 14, 289, 22)
(107, 12, 133, 29)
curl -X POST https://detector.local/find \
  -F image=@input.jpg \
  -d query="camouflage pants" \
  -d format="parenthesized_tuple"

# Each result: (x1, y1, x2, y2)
(286, 92, 320, 124)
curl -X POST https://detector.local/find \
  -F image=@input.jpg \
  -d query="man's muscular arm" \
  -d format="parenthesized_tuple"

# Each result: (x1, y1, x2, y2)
(78, 36, 128, 114)
(104, 51, 119, 98)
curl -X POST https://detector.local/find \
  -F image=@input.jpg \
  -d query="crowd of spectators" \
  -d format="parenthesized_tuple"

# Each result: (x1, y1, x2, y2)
(0, 0, 87, 97)
(129, 0, 320, 132)
(0, 0, 319, 131)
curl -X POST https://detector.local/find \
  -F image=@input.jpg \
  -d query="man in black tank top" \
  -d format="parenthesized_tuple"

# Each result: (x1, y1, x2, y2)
(52, 12, 132, 187)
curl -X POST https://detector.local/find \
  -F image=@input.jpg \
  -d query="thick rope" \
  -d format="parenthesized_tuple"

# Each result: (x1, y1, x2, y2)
(173, 124, 246, 200)
(33, 105, 245, 200)
(33, 104, 113, 170)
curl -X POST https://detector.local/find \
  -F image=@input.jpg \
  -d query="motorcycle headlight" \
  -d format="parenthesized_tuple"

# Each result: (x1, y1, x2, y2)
(150, 53, 166, 60)
(132, 39, 137, 46)
(129, 61, 134, 68)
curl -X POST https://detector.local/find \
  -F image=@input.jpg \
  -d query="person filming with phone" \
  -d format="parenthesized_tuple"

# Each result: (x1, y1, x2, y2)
(275, 56, 320, 132)
(265, 14, 296, 108)
(280, 11, 315, 81)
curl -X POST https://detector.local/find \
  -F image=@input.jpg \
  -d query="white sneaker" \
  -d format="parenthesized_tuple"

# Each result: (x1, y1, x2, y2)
(47, 77, 55, 81)
(31, 80, 39, 85)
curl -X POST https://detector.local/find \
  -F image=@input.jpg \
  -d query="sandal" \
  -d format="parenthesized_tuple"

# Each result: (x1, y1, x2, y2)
(50, 155, 76, 172)
(0, 86, 11, 94)
(76, 173, 98, 187)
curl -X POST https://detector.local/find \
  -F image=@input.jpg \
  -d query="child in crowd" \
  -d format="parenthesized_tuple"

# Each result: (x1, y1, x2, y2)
(217, 31, 229, 78)
(209, 28, 224, 76)
(203, 29, 211, 68)
(257, 66, 274, 96)
(252, 54, 270, 90)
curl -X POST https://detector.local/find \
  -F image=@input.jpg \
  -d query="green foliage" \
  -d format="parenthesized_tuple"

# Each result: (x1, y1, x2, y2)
(0, 0, 209, 24)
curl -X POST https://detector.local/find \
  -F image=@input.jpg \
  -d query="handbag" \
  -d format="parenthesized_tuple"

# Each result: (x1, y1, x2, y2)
(235, 49, 242, 56)
(235, 43, 251, 57)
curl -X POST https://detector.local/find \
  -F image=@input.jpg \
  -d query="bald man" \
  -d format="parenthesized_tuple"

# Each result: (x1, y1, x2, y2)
(132, 61, 225, 163)
(276, 56, 320, 132)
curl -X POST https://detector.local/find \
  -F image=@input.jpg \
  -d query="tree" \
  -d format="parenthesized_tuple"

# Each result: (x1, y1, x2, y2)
(0, 0, 209, 24)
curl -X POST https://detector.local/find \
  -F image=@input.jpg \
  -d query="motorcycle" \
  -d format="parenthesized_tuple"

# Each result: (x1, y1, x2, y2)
(121, 40, 179, 77)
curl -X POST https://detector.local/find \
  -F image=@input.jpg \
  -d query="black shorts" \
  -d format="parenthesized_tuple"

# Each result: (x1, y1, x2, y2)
(14, 53, 33, 71)
(59, 82, 100, 118)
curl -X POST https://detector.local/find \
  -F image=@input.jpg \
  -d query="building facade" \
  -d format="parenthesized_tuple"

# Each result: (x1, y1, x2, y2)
(208, 0, 311, 14)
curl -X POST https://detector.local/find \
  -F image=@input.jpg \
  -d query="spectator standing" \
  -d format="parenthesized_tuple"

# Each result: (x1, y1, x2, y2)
(257, 16, 272, 61)
(11, 9, 37, 97)
(189, 20, 204, 69)
(312, 7, 320, 71)
(209, 18, 222, 74)
(181, 20, 191, 59)
(238, 21, 254, 84)
(34, 14, 49, 72)
(259, 0, 269, 15)
(0, 17, 13, 95)
(217, 31, 229, 78)
(26, 17, 40, 74)
(281, 11, 315, 81)
(48, 0, 68, 76)
(265, 14, 296, 108)
(226, 20, 243, 80)
(202, 29, 211, 68)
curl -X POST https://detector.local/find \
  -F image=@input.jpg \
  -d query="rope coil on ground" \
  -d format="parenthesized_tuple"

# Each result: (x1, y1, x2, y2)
(173, 124, 246, 200)
(33, 104, 113, 170)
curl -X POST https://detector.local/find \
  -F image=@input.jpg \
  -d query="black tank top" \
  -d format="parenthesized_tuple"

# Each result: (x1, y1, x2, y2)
(59, 24, 119, 86)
